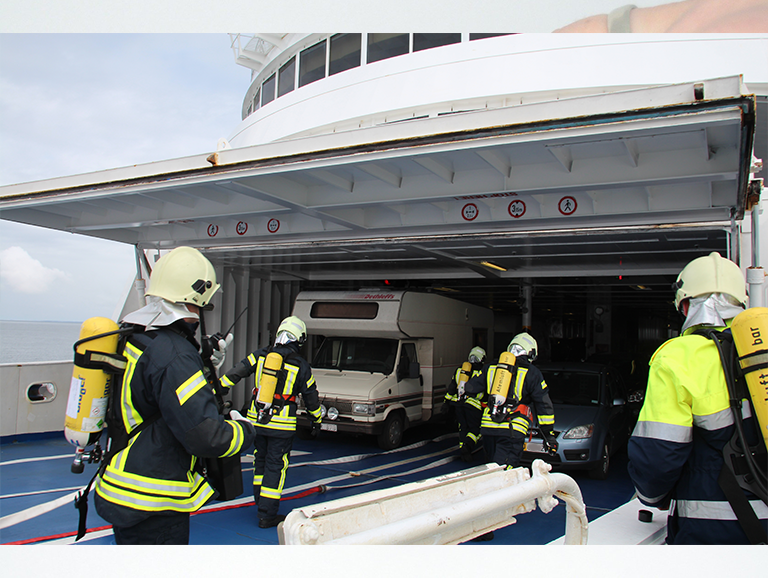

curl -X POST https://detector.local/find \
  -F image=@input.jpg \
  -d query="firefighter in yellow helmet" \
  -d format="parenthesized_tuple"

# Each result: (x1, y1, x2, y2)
(443, 346, 487, 462)
(466, 332, 556, 468)
(94, 246, 255, 544)
(221, 315, 323, 528)
(628, 252, 767, 544)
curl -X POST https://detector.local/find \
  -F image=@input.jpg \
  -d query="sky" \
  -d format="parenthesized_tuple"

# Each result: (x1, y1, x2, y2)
(0, 34, 253, 321)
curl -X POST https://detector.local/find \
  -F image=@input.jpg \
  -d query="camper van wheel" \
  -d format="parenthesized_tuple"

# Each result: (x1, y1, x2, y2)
(377, 411, 404, 450)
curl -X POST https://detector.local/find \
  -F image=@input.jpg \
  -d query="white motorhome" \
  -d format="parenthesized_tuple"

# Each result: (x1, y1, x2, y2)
(292, 289, 494, 448)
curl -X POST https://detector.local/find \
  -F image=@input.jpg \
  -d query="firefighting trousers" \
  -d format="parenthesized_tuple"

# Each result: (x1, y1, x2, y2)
(483, 430, 526, 468)
(456, 403, 482, 452)
(252, 433, 294, 520)
(112, 511, 190, 545)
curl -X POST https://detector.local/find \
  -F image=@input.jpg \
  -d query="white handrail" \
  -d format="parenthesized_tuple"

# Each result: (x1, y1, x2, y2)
(280, 459, 588, 545)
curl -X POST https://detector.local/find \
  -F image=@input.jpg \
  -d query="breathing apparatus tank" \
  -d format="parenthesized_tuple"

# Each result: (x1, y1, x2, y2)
(456, 361, 473, 398)
(65, 317, 121, 472)
(489, 351, 517, 422)
(256, 351, 284, 423)
(730, 307, 768, 451)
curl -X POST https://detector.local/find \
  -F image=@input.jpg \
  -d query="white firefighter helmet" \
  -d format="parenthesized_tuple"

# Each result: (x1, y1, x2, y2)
(145, 246, 220, 308)
(468, 346, 486, 364)
(275, 316, 307, 346)
(507, 332, 538, 361)
(673, 252, 747, 312)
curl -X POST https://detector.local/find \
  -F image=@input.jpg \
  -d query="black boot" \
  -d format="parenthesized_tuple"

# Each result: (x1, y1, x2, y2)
(258, 514, 286, 528)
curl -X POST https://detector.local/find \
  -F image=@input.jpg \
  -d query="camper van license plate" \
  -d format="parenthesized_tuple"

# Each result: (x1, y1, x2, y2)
(524, 441, 545, 453)
(321, 423, 337, 432)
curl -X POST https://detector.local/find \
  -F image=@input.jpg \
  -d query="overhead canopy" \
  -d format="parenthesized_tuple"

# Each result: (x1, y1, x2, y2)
(0, 76, 758, 313)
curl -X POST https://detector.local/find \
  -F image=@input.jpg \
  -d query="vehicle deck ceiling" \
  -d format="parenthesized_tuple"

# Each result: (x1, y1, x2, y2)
(0, 79, 761, 320)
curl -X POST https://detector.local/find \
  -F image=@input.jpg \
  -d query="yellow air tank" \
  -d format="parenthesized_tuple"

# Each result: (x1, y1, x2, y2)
(257, 351, 284, 407)
(489, 352, 516, 422)
(64, 317, 120, 449)
(457, 361, 472, 397)
(730, 307, 768, 451)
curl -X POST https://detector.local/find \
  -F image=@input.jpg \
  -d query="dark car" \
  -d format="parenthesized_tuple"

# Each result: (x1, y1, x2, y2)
(522, 362, 632, 479)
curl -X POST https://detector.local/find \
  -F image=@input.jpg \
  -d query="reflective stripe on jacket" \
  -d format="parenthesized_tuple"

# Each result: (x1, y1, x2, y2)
(627, 326, 767, 544)
(94, 323, 255, 521)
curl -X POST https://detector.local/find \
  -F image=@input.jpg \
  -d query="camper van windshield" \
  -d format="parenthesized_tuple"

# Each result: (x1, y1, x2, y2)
(312, 337, 398, 375)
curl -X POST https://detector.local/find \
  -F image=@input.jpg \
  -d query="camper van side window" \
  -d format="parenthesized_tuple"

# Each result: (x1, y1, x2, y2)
(310, 302, 378, 319)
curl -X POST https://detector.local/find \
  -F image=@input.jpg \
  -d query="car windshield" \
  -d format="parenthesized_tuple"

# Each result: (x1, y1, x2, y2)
(312, 337, 398, 375)
(540, 369, 601, 406)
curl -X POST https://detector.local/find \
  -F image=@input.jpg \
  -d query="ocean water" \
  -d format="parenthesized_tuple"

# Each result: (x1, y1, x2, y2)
(0, 320, 83, 364)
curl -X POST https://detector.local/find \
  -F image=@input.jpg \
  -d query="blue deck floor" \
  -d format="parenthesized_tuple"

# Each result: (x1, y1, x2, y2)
(1, 422, 637, 546)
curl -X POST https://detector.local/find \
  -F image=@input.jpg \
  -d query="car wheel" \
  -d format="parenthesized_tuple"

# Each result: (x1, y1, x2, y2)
(589, 441, 610, 480)
(377, 411, 404, 450)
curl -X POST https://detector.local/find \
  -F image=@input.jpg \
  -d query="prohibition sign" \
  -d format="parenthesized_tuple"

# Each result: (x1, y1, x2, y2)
(207, 224, 218, 237)
(236, 221, 248, 235)
(267, 218, 280, 233)
(461, 203, 479, 221)
(558, 196, 577, 215)
(508, 200, 526, 219)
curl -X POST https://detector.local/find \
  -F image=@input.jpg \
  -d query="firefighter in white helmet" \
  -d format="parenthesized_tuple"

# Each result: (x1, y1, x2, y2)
(221, 315, 323, 529)
(94, 246, 255, 544)
(628, 252, 767, 544)
(466, 332, 556, 468)
(443, 346, 487, 462)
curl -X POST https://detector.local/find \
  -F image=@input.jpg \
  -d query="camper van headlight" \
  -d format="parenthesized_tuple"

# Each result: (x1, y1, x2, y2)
(319, 404, 327, 419)
(352, 402, 375, 416)
(327, 407, 339, 421)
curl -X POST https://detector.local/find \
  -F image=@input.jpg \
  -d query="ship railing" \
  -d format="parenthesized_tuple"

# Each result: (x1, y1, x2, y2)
(278, 459, 588, 545)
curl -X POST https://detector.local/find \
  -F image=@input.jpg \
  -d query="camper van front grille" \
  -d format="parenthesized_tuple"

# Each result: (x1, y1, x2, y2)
(319, 396, 354, 414)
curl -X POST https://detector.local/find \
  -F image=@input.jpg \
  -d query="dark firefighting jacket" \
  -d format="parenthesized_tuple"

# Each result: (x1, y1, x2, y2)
(221, 342, 322, 437)
(467, 356, 555, 436)
(94, 321, 255, 525)
(627, 326, 767, 544)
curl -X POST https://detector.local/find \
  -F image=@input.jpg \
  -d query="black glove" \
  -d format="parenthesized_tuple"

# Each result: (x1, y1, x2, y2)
(311, 420, 322, 435)
(542, 430, 558, 454)
(440, 402, 450, 415)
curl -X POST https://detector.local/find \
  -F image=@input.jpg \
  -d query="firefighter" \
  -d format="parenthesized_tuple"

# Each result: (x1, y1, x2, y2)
(466, 332, 557, 469)
(628, 252, 768, 544)
(221, 316, 323, 528)
(443, 346, 487, 462)
(93, 246, 255, 545)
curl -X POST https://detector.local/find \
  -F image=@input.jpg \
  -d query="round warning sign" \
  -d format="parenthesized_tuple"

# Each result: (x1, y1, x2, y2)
(207, 224, 218, 237)
(508, 200, 526, 219)
(236, 221, 248, 235)
(461, 203, 479, 221)
(267, 218, 280, 233)
(558, 196, 577, 215)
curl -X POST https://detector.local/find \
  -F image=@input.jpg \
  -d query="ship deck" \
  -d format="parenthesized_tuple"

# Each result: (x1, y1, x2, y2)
(1, 422, 637, 547)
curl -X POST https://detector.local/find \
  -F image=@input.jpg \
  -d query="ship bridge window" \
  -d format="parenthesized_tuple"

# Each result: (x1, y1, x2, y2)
(278, 56, 296, 97)
(413, 33, 461, 52)
(261, 73, 276, 106)
(330, 33, 361, 76)
(469, 33, 513, 40)
(300, 39, 327, 87)
(367, 33, 409, 64)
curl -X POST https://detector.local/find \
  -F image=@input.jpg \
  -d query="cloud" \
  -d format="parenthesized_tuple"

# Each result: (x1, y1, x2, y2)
(0, 246, 71, 294)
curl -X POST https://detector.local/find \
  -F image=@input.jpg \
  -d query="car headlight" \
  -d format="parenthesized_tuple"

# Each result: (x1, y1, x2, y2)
(352, 402, 376, 416)
(563, 424, 594, 439)
(319, 404, 327, 419)
(327, 406, 339, 421)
